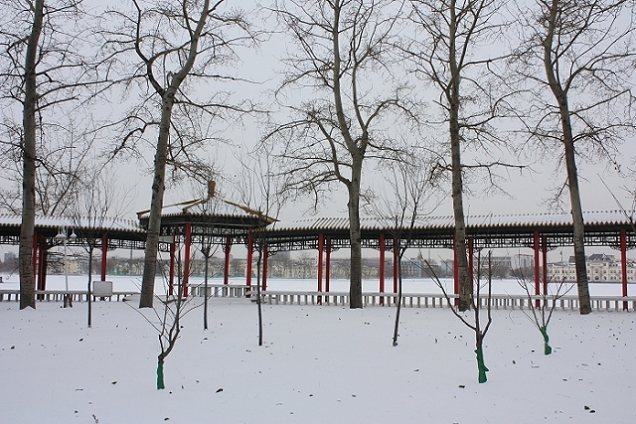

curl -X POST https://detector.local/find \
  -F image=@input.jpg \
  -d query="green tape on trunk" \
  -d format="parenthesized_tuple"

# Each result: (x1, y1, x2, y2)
(157, 361, 165, 390)
(475, 348, 489, 383)
(540, 326, 552, 355)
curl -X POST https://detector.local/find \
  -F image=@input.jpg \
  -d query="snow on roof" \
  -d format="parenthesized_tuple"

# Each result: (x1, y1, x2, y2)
(271, 210, 635, 232)
(0, 214, 143, 233)
(3, 210, 633, 234)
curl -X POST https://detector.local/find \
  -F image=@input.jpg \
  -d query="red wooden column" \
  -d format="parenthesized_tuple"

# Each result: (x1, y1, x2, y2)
(393, 237, 399, 295)
(40, 240, 48, 291)
(32, 231, 38, 289)
(533, 230, 540, 307)
(621, 229, 628, 310)
(223, 236, 232, 286)
(246, 232, 253, 297)
(379, 234, 385, 305)
(468, 236, 474, 294)
(317, 233, 324, 304)
(325, 236, 331, 294)
(36, 235, 45, 296)
(101, 234, 108, 282)
(541, 235, 548, 296)
(453, 234, 459, 306)
(169, 240, 176, 296)
(262, 243, 268, 291)
(183, 223, 192, 297)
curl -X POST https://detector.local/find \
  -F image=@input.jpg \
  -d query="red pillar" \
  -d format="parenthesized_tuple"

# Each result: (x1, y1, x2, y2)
(468, 236, 474, 294)
(379, 234, 385, 305)
(393, 237, 399, 294)
(37, 235, 45, 295)
(541, 235, 548, 296)
(533, 230, 540, 307)
(169, 240, 176, 296)
(183, 223, 192, 297)
(317, 233, 324, 304)
(262, 243, 268, 291)
(32, 231, 38, 288)
(453, 234, 459, 306)
(246, 232, 253, 297)
(41, 245, 48, 298)
(223, 236, 231, 285)
(101, 234, 108, 281)
(621, 229, 628, 310)
(325, 236, 331, 293)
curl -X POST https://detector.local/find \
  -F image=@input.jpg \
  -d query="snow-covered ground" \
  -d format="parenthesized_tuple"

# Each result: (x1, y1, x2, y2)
(1, 276, 635, 423)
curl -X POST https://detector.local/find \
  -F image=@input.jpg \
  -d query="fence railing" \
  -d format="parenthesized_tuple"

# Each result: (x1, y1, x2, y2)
(2, 285, 636, 312)
(0, 290, 137, 303)
(251, 290, 636, 312)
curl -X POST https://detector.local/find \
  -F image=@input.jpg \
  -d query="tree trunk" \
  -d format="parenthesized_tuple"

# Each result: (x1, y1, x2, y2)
(392, 240, 403, 346)
(256, 245, 263, 346)
(348, 160, 363, 309)
(137, 0, 212, 308)
(450, 125, 471, 311)
(543, 0, 591, 314)
(156, 357, 165, 390)
(19, 0, 44, 310)
(139, 94, 175, 308)
(448, 4, 470, 311)
(564, 137, 591, 314)
(203, 247, 209, 331)
(475, 335, 489, 383)
(87, 246, 93, 328)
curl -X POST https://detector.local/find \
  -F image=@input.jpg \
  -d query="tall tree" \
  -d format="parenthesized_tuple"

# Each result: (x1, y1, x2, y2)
(267, 0, 415, 308)
(406, 0, 510, 310)
(18, 0, 43, 311)
(0, 0, 108, 309)
(511, 0, 636, 314)
(103, 0, 256, 308)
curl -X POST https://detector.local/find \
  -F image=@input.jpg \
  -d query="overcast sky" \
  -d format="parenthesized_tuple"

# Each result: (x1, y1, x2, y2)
(2, 0, 635, 245)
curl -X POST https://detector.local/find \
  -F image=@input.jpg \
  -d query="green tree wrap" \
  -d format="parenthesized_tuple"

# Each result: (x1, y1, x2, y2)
(540, 326, 552, 355)
(475, 348, 489, 383)
(157, 361, 165, 390)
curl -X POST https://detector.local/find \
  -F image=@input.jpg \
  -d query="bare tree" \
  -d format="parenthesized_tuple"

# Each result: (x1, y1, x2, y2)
(70, 166, 126, 328)
(0, 0, 111, 309)
(233, 146, 285, 346)
(406, 0, 514, 311)
(190, 180, 222, 331)
(368, 156, 438, 346)
(510, 0, 636, 314)
(102, 0, 257, 308)
(127, 269, 199, 390)
(516, 273, 573, 355)
(267, 0, 416, 309)
(427, 249, 493, 383)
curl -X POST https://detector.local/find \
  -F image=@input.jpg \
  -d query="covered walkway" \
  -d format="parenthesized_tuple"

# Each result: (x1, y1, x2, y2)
(3, 207, 636, 309)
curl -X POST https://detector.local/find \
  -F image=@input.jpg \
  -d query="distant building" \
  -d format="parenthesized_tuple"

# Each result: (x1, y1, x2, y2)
(548, 254, 636, 282)
(512, 254, 534, 270)
(1, 251, 18, 273)
(4, 251, 17, 263)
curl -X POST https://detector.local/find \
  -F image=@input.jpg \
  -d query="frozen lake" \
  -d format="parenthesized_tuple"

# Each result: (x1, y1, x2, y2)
(1, 273, 632, 297)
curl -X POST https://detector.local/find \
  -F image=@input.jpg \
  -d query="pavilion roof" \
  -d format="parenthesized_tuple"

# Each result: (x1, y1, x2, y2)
(270, 210, 635, 233)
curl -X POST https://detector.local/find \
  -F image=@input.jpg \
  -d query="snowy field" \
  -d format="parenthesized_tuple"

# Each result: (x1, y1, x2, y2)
(2, 276, 636, 423)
